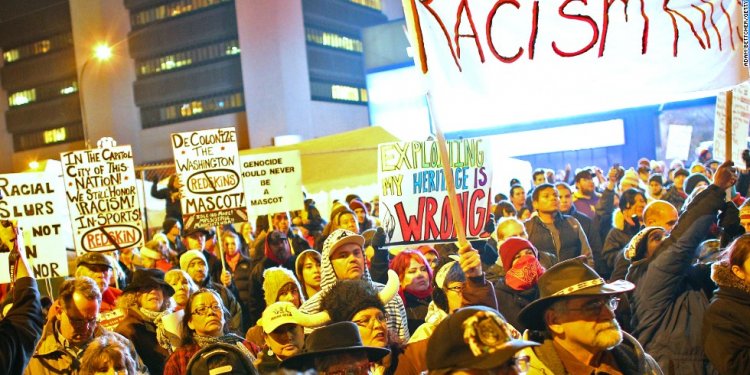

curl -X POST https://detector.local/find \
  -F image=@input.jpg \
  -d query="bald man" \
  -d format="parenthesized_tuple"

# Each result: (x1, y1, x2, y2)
(609, 200, 679, 282)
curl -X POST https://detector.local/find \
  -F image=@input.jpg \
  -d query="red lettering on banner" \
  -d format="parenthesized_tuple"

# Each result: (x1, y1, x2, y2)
(599, 0, 650, 56)
(663, 0, 706, 56)
(468, 189, 487, 236)
(421, 0, 463, 71)
(529, 0, 540, 59)
(425, 197, 440, 239)
(553, 0, 600, 57)
(717, 0, 737, 50)
(395, 201, 424, 241)
(700, 0, 722, 50)
(455, 0, 486, 62)
(486, 0, 523, 63)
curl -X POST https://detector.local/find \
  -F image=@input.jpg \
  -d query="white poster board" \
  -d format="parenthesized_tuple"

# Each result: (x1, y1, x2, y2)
(714, 81, 750, 163)
(0, 173, 69, 282)
(61, 146, 144, 254)
(665, 124, 693, 161)
(172, 127, 247, 230)
(240, 150, 304, 216)
(378, 138, 493, 245)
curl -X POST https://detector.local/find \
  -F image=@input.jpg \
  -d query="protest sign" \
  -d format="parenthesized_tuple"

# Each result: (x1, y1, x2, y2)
(378, 138, 492, 245)
(172, 127, 247, 230)
(714, 81, 750, 163)
(0, 173, 68, 282)
(241, 150, 304, 216)
(402, 0, 748, 130)
(61, 146, 144, 254)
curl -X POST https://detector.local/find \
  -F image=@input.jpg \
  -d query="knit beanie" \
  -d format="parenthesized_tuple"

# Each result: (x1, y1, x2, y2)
(624, 226, 664, 261)
(320, 279, 385, 323)
(684, 173, 710, 195)
(498, 238, 538, 271)
(740, 201, 750, 221)
(262, 267, 305, 307)
(140, 240, 163, 260)
(619, 168, 639, 190)
(179, 249, 207, 271)
(162, 217, 179, 234)
(348, 199, 368, 215)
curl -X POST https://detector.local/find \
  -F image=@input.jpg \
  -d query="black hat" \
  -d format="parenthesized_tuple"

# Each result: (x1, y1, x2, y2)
(574, 168, 594, 183)
(123, 268, 175, 297)
(518, 257, 634, 331)
(162, 217, 179, 234)
(673, 167, 690, 179)
(427, 306, 539, 374)
(280, 321, 390, 371)
(184, 227, 210, 238)
(684, 173, 710, 195)
(77, 252, 113, 269)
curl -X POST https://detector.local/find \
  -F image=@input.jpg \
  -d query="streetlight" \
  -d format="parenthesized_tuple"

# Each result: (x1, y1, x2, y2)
(78, 43, 113, 148)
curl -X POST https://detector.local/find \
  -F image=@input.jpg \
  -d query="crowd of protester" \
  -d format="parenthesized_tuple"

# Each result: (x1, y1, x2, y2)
(2, 147, 750, 374)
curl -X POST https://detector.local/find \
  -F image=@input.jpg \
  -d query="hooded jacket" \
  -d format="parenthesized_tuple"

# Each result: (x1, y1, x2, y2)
(702, 262, 750, 375)
(522, 330, 662, 375)
(0, 277, 43, 375)
(627, 185, 723, 375)
(298, 234, 410, 341)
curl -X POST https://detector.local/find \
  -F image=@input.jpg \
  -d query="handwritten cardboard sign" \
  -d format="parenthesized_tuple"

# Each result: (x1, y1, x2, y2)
(240, 150, 304, 216)
(714, 81, 750, 163)
(402, 0, 748, 130)
(0, 173, 68, 282)
(172, 127, 247, 230)
(378, 138, 493, 245)
(61, 146, 144, 254)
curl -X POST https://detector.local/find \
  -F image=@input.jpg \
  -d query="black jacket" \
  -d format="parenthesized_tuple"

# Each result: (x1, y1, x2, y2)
(225, 255, 253, 333)
(403, 291, 430, 336)
(525, 213, 590, 264)
(702, 262, 750, 375)
(0, 277, 43, 375)
(151, 180, 182, 225)
(115, 308, 169, 375)
(493, 278, 539, 332)
(247, 256, 297, 327)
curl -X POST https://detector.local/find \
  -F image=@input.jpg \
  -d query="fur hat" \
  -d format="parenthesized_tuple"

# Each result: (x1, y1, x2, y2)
(320, 279, 385, 323)
(179, 249, 207, 271)
(263, 267, 305, 307)
(619, 168, 640, 190)
(498, 238, 537, 271)
(624, 226, 664, 261)
(685, 173, 710, 195)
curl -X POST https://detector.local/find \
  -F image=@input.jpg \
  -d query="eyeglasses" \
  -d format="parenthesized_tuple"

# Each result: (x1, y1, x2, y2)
(445, 285, 464, 293)
(320, 362, 371, 375)
(353, 313, 387, 330)
(67, 314, 97, 329)
(192, 304, 222, 316)
(565, 297, 620, 317)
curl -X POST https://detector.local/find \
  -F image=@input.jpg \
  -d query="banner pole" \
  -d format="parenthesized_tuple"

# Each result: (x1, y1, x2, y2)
(725, 90, 733, 161)
(427, 93, 468, 248)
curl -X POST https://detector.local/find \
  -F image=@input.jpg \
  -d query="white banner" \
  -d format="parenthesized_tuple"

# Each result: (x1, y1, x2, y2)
(403, 0, 749, 129)
(0, 173, 68, 282)
(241, 150, 304, 217)
(714, 81, 750, 162)
(172, 127, 247, 230)
(61, 146, 144, 254)
(378, 138, 493, 245)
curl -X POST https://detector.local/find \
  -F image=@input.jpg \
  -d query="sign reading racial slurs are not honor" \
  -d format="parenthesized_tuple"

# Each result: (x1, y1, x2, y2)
(402, 0, 748, 129)
(0, 173, 68, 282)
(241, 150, 304, 216)
(378, 138, 492, 245)
(62, 146, 144, 254)
(172, 127, 247, 230)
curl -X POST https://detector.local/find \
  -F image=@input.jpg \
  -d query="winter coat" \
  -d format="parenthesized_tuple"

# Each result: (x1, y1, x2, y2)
(224, 255, 253, 333)
(403, 292, 430, 336)
(522, 330, 662, 375)
(572, 190, 600, 218)
(198, 278, 244, 335)
(663, 185, 687, 212)
(493, 278, 539, 332)
(702, 262, 750, 375)
(151, 180, 182, 225)
(25, 317, 149, 375)
(563, 205, 602, 268)
(246, 255, 296, 328)
(115, 308, 169, 375)
(525, 212, 592, 265)
(0, 277, 43, 375)
(602, 212, 640, 280)
(628, 184, 724, 375)
(299, 233, 410, 341)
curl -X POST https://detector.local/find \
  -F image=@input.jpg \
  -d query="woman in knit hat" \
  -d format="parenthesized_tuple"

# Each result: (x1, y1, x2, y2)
(492, 237, 545, 332)
(389, 250, 434, 335)
(295, 249, 322, 299)
(245, 267, 305, 348)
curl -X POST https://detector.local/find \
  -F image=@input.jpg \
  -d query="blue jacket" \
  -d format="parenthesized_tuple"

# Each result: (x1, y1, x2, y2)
(628, 185, 723, 375)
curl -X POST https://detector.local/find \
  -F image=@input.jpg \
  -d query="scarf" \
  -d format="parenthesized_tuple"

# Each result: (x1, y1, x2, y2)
(399, 286, 433, 306)
(505, 255, 545, 291)
(139, 307, 163, 322)
(193, 334, 257, 361)
(264, 239, 287, 266)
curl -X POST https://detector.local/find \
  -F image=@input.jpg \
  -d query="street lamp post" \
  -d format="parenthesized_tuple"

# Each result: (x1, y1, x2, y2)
(78, 43, 113, 149)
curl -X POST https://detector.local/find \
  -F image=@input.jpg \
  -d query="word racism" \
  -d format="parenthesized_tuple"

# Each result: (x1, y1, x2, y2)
(409, 0, 743, 72)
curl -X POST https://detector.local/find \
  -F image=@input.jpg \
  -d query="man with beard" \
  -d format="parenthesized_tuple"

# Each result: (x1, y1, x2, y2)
(74, 252, 121, 313)
(180, 249, 243, 333)
(573, 168, 600, 219)
(517, 258, 662, 374)
(247, 230, 297, 327)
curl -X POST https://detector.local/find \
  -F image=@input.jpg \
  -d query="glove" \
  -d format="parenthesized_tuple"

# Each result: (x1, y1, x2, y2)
(743, 149, 750, 169)
(484, 213, 496, 234)
(371, 226, 387, 249)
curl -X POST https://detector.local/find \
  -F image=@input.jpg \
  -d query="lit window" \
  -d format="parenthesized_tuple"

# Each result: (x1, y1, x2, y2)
(43, 127, 67, 144)
(306, 28, 363, 53)
(3, 49, 19, 63)
(9, 89, 37, 107)
(2, 34, 72, 64)
(60, 82, 78, 95)
(132, 0, 231, 28)
(137, 40, 238, 76)
(142, 91, 245, 128)
(33, 40, 51, 54)
(331, 85, 360, 102)
(347, 0, 382, 10)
